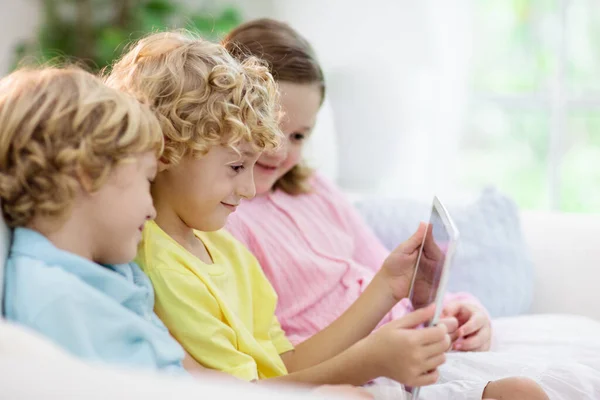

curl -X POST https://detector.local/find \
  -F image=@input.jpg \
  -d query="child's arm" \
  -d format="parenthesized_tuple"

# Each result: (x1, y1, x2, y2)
(279, 272, 396, 372)
(278, 224, 427, 373)
(268, 305, 449, 387)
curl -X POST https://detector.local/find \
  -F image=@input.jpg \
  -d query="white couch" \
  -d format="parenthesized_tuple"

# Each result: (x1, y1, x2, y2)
(520, 210, 600, 320)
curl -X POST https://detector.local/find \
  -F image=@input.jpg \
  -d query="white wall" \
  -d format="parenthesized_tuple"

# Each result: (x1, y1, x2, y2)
(1, 0, 474, 201)
(271, 0, 473, 201)
(0, 0, 40, 76)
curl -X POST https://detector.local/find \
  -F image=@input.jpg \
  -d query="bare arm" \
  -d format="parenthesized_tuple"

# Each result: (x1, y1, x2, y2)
(266, 339, 377, 386)
(262, 305, 448, 388)
(280, 224, 427, 373)
(280, 273, 399, 373)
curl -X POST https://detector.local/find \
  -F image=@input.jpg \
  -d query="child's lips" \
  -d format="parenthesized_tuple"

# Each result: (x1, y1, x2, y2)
(257, 162, 278, 172)
(221, 202, 238, 212)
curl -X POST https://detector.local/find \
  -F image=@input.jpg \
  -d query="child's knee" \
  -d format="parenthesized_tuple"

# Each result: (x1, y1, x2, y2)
(483, 377, 548, 400)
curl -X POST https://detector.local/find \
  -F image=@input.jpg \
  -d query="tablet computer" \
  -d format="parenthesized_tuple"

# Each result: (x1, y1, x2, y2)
(407, 197, 459, 400)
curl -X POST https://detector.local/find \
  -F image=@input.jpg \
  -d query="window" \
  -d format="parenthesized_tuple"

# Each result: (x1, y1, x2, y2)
(459, 0, 600, 212)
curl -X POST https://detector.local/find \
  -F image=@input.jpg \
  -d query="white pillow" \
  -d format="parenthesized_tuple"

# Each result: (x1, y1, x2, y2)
(354, 188, 535, 318)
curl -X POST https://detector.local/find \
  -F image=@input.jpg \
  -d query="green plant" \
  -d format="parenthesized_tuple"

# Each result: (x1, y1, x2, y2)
(14, 0, 242, 72)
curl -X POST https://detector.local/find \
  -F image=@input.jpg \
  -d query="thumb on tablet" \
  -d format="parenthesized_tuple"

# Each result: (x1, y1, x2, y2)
(395, 304, 436, 329)
(398, 222, 427, 254)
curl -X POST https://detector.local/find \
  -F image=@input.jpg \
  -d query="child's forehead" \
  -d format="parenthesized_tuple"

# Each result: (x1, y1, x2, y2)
(219, 141, 260, 160)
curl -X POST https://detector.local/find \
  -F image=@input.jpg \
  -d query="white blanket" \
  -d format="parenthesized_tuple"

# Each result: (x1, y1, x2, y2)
(437, 314, 600, 399)
(2, 315, 598, 399)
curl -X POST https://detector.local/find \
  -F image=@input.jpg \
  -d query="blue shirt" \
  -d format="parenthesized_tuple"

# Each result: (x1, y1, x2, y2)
(4, 227, 185, 374)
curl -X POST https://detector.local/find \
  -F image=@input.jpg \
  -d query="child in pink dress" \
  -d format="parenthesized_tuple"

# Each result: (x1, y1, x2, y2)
(224, 19, 491, 352)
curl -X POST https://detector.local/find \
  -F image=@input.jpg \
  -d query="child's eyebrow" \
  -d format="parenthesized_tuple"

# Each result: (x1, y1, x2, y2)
(228, 149, 258, 159)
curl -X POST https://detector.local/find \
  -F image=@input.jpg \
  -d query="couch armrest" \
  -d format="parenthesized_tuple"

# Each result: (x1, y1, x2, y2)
(520, 211, 600, 320)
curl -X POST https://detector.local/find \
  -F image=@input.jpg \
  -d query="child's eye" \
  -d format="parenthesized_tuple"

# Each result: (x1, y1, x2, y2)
(230, 164, 245, 173)
(290, 132, 306, 142)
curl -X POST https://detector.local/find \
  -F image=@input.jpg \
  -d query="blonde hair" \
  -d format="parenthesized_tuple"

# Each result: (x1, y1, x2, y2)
(104, 31, 282, 166)
(0, 67, 163, 228)
(224, 19, 325, 195)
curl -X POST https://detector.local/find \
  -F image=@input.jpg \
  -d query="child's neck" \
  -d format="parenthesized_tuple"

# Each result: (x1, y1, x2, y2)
(28, 210, 95, 263)
(153, 207, 213, 265)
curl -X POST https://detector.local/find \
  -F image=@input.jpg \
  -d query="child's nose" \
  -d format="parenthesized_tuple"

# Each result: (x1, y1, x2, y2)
(238, 170, 257, 200)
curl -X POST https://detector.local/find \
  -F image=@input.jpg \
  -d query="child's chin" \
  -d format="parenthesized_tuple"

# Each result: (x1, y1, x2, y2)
(199, 217, 227, 232)
(255, 181, 274, 196)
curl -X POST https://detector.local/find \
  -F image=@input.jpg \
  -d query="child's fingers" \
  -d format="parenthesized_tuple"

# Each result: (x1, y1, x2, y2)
(449, 330, 461, 343)
(423, 353, 447, 372)
(412, 369, 440, 387)
(423, 225, 442, 259)
(397, 222, 427, 254)
(415, 324, 448, 345)
(458, 314, 484, 337)
(394, 304, 436, 329)
(459, 325, 492, 351)
(437, 317, 458, 334)
(455, 332, 484, 351)
(440, 301, 462, 318)
(422, 334, 452, 357)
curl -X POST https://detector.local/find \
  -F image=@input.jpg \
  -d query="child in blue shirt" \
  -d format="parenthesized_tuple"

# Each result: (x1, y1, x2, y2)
(0, 67, 184, 373)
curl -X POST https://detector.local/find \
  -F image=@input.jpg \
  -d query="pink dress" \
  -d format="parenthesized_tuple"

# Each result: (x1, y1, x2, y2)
(226, 174, 483, 344)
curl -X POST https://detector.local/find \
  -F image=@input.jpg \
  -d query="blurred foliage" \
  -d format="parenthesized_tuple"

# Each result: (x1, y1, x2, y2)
(13, 0, 242, 72)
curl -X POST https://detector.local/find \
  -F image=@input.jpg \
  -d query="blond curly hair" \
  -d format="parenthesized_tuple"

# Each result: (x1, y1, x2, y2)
(0, 67, 163, 228)
(224, 19, 325, 195)
(104, 31, 282, 166)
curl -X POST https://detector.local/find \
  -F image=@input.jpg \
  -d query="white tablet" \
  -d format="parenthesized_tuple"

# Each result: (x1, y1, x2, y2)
(407, 197, 459, 400)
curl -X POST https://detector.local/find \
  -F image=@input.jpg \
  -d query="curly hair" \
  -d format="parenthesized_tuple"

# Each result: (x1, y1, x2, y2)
(0, 67, 163, 228)
(104, 31, 283, 166)
(223, 18, 326, 195)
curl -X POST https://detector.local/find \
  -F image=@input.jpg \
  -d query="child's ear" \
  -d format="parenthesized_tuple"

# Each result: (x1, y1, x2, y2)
(158, 157, 170, 172)
(75, 165, 95, 193)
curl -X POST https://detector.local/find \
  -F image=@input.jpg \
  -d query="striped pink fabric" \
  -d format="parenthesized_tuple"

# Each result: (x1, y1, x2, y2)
(226, 174, 483, 345)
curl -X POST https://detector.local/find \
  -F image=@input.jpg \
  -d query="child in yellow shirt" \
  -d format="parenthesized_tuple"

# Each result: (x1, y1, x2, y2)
(106, 31, 548, 400)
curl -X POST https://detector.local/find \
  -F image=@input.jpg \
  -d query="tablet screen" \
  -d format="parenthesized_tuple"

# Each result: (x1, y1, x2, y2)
(407, 204, 450, 317)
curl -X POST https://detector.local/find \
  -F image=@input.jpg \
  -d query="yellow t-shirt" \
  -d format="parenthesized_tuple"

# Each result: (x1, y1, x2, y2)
(136, 221, 293, 381)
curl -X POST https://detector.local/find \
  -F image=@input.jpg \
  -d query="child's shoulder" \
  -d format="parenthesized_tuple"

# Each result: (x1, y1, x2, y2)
(8, 252, 77, 289)
(137, 221, 191, 271)
(5, 253, 96, 321)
